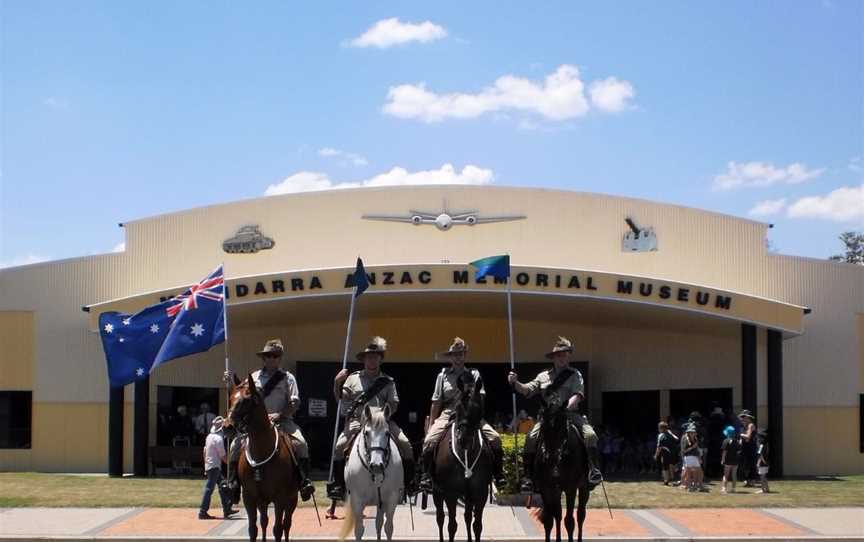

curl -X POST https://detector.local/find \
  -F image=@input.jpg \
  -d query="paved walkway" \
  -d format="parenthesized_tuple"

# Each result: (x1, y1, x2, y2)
(1, 505, 862, 540)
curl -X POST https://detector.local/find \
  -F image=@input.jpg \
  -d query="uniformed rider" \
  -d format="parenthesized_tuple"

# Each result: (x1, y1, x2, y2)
(223, 339, 315, 501)
(507, 337, 603, 491)
(326, 336, 417, 500)
(419, 337, 507, 492)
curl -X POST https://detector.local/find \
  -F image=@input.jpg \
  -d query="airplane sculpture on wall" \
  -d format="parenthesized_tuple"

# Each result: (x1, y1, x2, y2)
(362, 201, 526, 231)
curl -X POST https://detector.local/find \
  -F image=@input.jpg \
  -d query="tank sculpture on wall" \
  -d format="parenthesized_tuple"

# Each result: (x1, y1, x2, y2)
(222, 225, 275, 254)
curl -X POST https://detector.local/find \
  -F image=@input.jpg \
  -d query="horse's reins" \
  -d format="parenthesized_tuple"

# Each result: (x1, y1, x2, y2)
(451, 422, 483, 479)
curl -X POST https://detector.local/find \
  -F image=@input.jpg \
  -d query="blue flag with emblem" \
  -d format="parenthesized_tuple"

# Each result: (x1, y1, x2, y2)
(350, 257, 369, 297)
(98, 265, 226, 387)
(470, 254, 511, 281)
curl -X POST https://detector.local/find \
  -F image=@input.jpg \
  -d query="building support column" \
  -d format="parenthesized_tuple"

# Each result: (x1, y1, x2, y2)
(767, 329, 783, 477)
(108, 386, 124, 477)
(741, 324, 757, 416)
(133, 377, 150, 476)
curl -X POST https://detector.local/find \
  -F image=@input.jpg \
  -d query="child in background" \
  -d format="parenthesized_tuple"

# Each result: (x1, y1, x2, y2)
(755, 430, 770, 494)
(654, 421, 679, 486)
(720, 425, 741, 494)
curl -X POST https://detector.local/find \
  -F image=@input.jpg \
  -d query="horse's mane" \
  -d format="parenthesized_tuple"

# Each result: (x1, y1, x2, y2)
(362, 407, 388, 432)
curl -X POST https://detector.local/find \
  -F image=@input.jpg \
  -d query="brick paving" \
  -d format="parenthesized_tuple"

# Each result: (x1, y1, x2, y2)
(1, 504, 862, 539)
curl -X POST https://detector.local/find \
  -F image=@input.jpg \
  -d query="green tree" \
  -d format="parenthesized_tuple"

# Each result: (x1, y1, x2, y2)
(829, 231, 864, 265)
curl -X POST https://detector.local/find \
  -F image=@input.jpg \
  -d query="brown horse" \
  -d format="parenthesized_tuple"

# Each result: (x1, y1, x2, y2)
(534, 402, 589, 542)
(430, 371, 492, 542)
(227, 374, 300, 542)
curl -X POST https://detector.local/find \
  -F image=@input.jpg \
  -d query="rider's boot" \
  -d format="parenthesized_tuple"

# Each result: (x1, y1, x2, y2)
(326, 460, 346, 501)
(296, 458, 315, 502)
(418, 447, 435, 493)
(403, 458, 418, 496)
(586, 445, 603, 490)
(227, 459, 241, 504)
(520, 453, 535, 493)
(491, 446, 507, 490)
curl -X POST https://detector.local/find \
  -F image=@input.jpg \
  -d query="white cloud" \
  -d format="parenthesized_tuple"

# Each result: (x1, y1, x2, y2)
(383, 64, 633, 123)
(318, 147, 369, 167)
(713, 161, 824, 191)
(588, 77, 635, 113)
(43, 97, 69, 110)
(113, 242, 126, 253)
(0, 253, 50, 269)
(264, 164, 493, 196)
(786, 185, 864, 222)
(748, 198, 787, 217)
(348, 18, 447, 49)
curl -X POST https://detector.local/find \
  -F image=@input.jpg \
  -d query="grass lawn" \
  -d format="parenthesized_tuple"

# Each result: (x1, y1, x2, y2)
(583, 475, 864, 509)
(1, 473, 862, 508)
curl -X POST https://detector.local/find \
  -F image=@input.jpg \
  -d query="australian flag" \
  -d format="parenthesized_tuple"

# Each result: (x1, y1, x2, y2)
(99, 265, 226, 387)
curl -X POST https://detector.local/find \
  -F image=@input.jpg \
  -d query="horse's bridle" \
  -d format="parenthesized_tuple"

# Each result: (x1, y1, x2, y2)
(357, 423, 391, 484)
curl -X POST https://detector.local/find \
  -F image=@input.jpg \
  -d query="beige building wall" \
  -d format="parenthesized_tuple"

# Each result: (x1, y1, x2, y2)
(0, 186, 861, 473)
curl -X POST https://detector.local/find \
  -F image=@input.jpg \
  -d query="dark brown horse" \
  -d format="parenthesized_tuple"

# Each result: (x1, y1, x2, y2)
(431, 371, 492, 542)
(227, 374, 300, 542)
(534, 402, 589, 542)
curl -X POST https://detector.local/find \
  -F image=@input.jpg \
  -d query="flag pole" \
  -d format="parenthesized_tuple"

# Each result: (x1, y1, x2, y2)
(327, 282, 358, 486)
(505, 258, 519, 490)
(222, 263, 231, 407)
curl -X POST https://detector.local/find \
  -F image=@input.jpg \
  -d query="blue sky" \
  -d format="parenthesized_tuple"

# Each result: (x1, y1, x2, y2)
(1, 1, 862, 267)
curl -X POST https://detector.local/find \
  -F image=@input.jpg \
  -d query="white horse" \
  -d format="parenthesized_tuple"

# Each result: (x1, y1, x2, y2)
(339, 403, 403, 542)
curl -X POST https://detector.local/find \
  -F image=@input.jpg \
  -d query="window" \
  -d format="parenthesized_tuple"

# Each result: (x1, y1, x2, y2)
(0, 391, 32, 449)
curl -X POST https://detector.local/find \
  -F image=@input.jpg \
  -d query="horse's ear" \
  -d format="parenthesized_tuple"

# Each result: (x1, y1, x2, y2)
(382, 403, 391, 421)
(232, 373, 241, 387)
(246, 373, 255, 393)
(364, 403, 372, 422)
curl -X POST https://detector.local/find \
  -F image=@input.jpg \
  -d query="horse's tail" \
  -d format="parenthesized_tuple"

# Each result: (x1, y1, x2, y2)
(337, 500, 354, 541)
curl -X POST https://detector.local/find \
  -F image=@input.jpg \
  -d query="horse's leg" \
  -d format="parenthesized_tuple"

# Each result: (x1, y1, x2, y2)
(463, 503, 474, 542)
(375, 500, 384, 542)
(433, 491, 445, 542)
(272, 503, 284, 542)
(446, 496, 459, 542)
(541, 496, 554, 542)
(284, 495, 297, 542)
(245, 497, 258, 542)
(554, 495, 563, 542)
(384, 498, 396, 542)
(472, 500, 485, 542)
(352, 500, 365, 542)
(259, 504, 269, 542)
(563, 491, 575, 542)
(576, 487, 589, 542)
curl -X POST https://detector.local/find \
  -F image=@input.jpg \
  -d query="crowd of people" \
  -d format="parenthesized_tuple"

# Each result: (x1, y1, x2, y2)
(157, 402, 218, 446)
(654, 408, 770, 494)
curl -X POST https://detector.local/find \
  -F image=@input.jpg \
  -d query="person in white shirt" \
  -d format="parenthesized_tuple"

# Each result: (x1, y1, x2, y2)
(198, 417, 237, 520)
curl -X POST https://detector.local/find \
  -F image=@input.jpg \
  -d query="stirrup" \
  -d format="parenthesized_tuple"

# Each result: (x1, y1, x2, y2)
(299, 481, 315, 502)
(588, 468, 603, 489)
(326, 481, 345, 501)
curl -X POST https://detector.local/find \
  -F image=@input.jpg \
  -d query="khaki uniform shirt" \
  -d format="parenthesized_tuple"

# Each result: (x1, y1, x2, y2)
(340, 370, 398, 422)
(251, 368, 300, 420)
(431, 367, 485, 414)
(525, 365, 584, 408)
